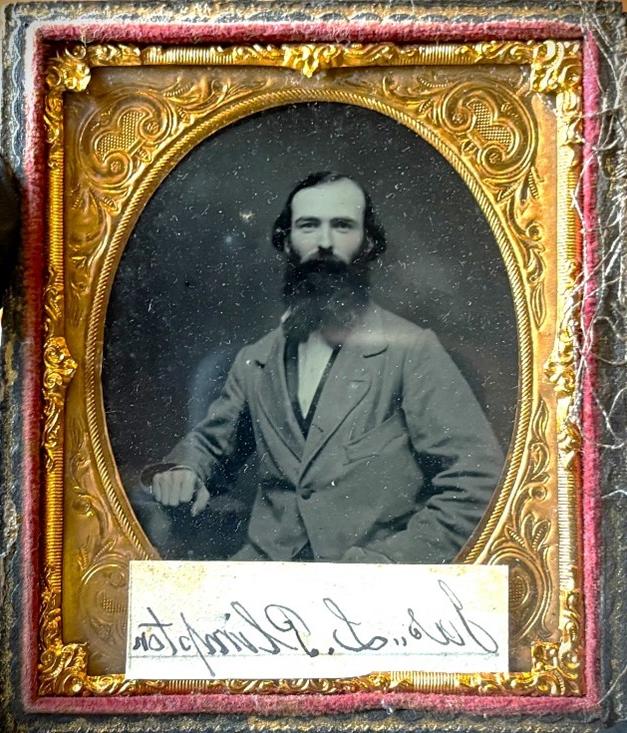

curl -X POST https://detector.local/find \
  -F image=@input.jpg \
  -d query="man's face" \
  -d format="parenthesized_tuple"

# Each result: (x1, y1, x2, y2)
(287, 179, 367, 264)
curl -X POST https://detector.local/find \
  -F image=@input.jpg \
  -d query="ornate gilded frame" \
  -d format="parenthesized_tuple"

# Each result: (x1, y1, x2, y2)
(40, 39, 583, 698)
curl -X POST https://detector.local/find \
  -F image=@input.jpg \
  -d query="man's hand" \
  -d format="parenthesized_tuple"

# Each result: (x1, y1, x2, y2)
(151, 468, 210, 517)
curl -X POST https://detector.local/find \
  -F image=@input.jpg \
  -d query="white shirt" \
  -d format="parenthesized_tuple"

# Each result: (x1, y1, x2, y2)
(297, 331, 334, 417)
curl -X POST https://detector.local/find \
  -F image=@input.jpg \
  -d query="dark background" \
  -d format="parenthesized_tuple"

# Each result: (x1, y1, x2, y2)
(103, 102, 518, 559)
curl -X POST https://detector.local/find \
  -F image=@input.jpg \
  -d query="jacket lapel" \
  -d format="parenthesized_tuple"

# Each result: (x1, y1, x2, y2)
(298, 305, 388, 478)
(256, 330, 305, 461)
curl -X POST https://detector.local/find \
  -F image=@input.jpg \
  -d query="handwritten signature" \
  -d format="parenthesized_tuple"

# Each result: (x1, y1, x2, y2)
(131, 580, 499, 677)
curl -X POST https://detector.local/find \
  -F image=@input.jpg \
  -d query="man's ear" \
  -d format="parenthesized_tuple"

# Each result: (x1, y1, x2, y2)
(362, 236, 374, 259)
(283, 235, 292, 255)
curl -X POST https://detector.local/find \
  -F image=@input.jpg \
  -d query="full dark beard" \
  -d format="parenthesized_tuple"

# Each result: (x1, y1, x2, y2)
(282, 256, 370, 342)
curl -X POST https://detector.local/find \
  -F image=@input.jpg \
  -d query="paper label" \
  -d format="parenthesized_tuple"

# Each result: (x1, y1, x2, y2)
(125, 561, 508, 680)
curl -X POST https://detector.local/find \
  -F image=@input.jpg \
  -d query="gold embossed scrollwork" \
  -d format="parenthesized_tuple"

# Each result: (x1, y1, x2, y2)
(456, 39, 581, 100)
(86, 43, 142, 67)
(546, 315, 581, 470)
(39, 564, 90, 696)
(135, 43, 425, 76)
(68, 422, 128, 653)
(362, 72, 546, 327)
(532, 41, 582, 176)
(39, 566, 164, 695)
(65, 75, 270, 325)
(42, 337, 77, 474)
(43, 47, 85, 471)
(69, 76, 268, 250)
(41, 40, 583, 697)
(44, 46, 91, 163)
(223, 673, 395, 695)
(43, 278, 63, 340)
(487, 398, 552, 643)
(224, 43, 429, 78)
(460, 590, 582, 695)
(530, 41, 582, 96)
(40, 46, 89, 697)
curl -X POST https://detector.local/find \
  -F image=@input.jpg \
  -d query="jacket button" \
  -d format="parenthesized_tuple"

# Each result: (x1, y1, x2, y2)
(300, 488, 313, 500)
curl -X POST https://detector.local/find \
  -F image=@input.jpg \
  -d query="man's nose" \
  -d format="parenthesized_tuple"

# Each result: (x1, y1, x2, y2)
(317, 225, 333, 252)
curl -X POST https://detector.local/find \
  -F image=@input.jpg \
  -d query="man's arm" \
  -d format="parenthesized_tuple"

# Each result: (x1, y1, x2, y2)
(143, 348, 254, 516)
(342, 329, 504, 564)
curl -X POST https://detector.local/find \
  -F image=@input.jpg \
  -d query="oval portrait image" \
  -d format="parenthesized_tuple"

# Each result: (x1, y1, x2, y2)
(103, 103, 518, 563)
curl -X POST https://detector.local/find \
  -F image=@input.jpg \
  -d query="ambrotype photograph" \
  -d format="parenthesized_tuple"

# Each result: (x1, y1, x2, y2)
(103, 102, 518, 564)
(11, 32, 590, 701)
(2, 0, 624, 722)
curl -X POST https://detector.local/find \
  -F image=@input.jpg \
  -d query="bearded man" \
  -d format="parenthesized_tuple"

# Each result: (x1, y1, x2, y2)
(146, 171, 504, 563)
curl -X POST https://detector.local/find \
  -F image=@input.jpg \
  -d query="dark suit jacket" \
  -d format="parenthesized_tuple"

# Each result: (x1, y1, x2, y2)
(160, 305, 504, 563)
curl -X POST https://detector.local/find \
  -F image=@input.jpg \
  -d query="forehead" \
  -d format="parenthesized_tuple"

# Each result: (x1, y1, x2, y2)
(291, 179, 366, 220)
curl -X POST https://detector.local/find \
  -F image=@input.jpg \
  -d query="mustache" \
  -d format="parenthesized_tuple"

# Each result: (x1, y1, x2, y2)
(282, 255, 369, 299)
(283, 255, 352, 297)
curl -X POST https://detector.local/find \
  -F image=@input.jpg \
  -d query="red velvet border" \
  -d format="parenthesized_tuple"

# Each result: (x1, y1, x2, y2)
(31, 18, 582, 44)
(580, 31, 603, 708)
(17, 16, 602, 719)
(20, 25, 48, 712)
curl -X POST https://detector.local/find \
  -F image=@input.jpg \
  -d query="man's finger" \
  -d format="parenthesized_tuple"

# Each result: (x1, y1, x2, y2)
(166, 479, 181, 507)
(178, 472, 197, 503)
(156, 472, 175, 506)
(191, 486, 210, 517)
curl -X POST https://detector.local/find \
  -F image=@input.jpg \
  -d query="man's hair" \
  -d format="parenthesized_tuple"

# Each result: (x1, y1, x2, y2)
(271, 171, 387, 262)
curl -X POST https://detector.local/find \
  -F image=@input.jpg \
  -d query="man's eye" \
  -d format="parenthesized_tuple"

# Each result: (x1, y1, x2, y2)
(334, 221, 353, 231)
(298, 222, 316, 231)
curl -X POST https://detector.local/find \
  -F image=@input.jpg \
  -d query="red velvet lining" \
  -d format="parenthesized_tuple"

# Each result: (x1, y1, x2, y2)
(33, 19, 582, 44)
(17, 17, 601, 719)
(19, 27, 48, 712)
(580, 31, 603, 707)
